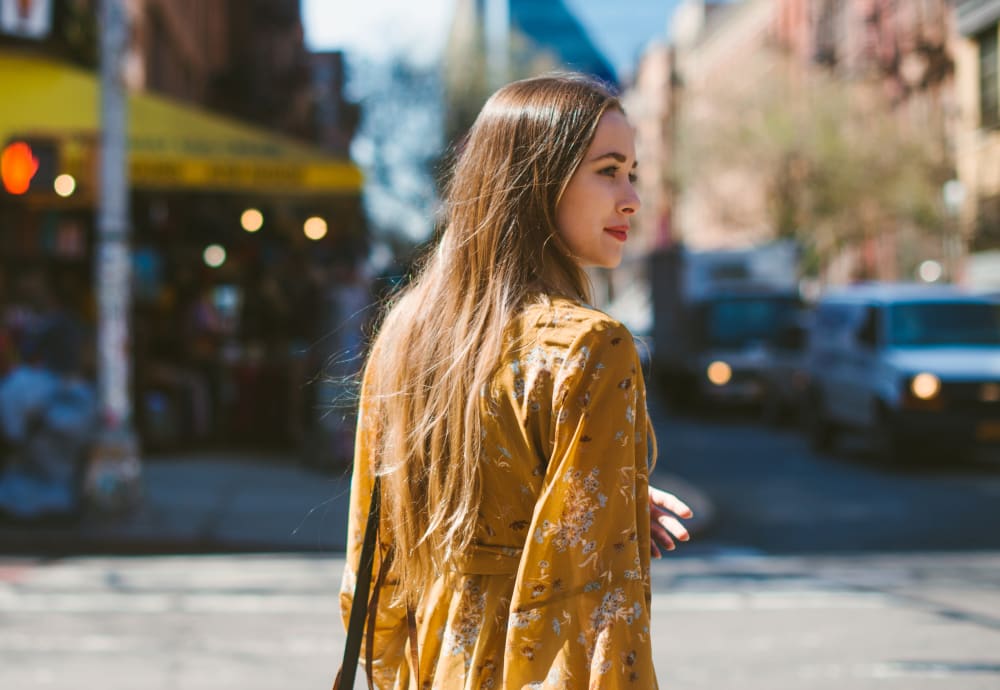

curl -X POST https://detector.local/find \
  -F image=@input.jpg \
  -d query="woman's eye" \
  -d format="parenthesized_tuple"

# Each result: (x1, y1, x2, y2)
(628, 172, 638, 184)
(598, 166, 619, 177)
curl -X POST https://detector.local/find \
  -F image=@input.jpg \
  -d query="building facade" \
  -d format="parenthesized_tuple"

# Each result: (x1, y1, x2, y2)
(954, 0, 1000, 287)
(0, 1, 364, 452)
(633, 0, 959, 284)
(127, 0, 230, 106)
(443, 0, 617, 142)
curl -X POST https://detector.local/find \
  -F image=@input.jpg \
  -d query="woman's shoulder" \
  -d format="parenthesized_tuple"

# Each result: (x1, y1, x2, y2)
(517, 295, 635, 350)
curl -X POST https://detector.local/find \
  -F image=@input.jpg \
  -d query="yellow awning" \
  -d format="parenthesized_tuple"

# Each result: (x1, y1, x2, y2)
(0, 52, 363, 194)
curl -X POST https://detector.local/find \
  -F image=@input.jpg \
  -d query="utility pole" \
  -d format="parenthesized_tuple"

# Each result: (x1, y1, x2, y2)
(942, 178, 967, 283)
(87, 0, 141, 513)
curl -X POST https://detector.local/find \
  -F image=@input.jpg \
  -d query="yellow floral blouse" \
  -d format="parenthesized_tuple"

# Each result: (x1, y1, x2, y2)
(340, 297, 656, 689)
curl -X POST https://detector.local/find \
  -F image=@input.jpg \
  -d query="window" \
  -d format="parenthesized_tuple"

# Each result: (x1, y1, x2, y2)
(888, 302, 1000, 347)
(702, 297, 801, 348)
(979, 26, 999, 129)
(815, 303, 853, 337)
(855, 306, 881, 349)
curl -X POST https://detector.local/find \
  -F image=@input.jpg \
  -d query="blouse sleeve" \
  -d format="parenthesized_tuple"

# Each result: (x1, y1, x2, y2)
(339, 363, 408, 685)
(504, 319, 656, 689)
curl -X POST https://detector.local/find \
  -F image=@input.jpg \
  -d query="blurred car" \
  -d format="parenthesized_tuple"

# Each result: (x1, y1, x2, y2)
(758, 311, 812, 425)
(687, 292, 804, 409)
(804, 284, 1000, 463)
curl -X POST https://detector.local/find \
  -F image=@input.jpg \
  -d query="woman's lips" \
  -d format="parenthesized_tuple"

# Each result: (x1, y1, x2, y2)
(604, 226, 628, 242)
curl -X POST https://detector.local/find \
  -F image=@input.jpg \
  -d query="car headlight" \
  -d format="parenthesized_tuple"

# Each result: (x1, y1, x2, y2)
(910, 372, 941, 400)
(707, 361, 732, 386)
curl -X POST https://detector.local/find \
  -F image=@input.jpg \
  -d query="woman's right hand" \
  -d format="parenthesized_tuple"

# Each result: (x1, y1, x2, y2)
(648, 485, 693, 558)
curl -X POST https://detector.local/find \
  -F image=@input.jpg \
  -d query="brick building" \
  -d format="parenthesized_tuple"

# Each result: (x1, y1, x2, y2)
(954, 0, 1000, 287)
(630, 0, 958, 283)
(0, 0, 365, 450)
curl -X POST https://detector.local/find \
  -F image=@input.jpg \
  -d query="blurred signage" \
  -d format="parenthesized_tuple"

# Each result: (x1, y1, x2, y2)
(0, 0, 52, 39)
(129, 155, 362, 193)
(1, 54, 364, 195)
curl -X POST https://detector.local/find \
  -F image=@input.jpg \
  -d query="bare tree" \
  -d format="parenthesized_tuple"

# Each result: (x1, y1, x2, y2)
(676, 51, 950, 280)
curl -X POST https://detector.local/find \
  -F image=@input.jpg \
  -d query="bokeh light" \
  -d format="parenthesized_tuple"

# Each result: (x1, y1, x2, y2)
(918, 260, 942, 283)
(911, 372, 941, 400)
(707, 361, 732, 386)
(303, 216, 328, 240)
(53, 173, 76, 197)
(241, 208, 263, 233)
(203, 244, 227, 268)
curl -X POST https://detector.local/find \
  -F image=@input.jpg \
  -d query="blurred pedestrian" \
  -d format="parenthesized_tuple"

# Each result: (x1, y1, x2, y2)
(0, 267, 14, 376)
(339, 73, 692, 689)
(0, 315, 96, 520)
(4, 268, 53, 363)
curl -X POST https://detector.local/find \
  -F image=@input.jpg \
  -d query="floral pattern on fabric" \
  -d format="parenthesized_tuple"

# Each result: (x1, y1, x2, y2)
(340, 297, 656, 689)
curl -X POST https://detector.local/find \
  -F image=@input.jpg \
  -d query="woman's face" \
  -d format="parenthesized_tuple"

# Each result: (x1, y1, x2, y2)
(555, 109, 641, 269)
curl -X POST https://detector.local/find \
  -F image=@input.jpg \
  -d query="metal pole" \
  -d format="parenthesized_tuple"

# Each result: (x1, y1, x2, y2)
(89, 0, 141, 513)
(942, 179, 966, 284)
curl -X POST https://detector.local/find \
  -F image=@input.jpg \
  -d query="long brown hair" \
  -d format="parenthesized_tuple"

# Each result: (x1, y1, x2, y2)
(364, 73, 622, 604)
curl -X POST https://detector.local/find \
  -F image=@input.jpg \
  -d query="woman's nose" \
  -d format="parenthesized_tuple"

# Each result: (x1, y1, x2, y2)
(619, 185, 641, 215)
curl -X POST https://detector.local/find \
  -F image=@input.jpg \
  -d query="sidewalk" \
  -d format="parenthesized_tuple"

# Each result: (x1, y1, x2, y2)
(0, 452, 714, 556)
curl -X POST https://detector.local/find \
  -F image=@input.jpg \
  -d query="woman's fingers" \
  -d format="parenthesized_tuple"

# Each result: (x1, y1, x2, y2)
(648, 485, 693, 557)
(649, 486, 693, 519)
(655, 513, 690, 543)
(650, 520, 676, 555)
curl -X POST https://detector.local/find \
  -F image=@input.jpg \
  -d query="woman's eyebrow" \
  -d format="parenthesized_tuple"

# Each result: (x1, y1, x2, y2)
(588, 151, 638, 167)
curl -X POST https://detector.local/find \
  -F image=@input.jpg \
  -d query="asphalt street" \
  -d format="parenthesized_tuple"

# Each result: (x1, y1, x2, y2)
(1, 551, 998, 689)
(652, 407, 1000, 555)
(3, 405, 1000, 689)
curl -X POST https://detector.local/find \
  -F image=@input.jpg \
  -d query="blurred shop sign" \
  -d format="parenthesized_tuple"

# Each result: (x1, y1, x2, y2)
(1, 53, 364, 196)
(0, 0, 52, 39)
(129, 155, 361, 193)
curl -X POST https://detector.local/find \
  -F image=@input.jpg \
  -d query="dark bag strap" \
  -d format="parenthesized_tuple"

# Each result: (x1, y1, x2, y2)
(333, 475, 381, 690)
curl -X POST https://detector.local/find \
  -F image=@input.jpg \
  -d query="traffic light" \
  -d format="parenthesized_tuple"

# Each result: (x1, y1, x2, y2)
(1, 137, 59, 195)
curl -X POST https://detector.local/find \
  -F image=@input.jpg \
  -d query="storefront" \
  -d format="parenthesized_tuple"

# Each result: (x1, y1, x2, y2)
(0, 52, 366, 458)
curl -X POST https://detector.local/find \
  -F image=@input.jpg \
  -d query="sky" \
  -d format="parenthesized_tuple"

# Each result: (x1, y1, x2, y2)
(300, 0, 681, 242)
(302, 0, 457, 66)
(302, 0, 680, 79)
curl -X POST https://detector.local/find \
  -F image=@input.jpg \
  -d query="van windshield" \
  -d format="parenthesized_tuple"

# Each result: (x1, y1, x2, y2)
(888, 302, 1000, 346)
(703, 297, 801, 348)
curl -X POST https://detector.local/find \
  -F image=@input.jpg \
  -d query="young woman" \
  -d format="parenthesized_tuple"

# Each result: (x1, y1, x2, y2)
(341, 73, 692, 689)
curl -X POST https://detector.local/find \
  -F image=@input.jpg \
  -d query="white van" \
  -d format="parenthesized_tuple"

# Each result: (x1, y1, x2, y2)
(805, 284, 1000, 463)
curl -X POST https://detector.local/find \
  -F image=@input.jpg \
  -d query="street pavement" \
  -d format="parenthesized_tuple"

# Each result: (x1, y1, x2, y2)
(0, 452, 714, 555)
(1, 550, 998, 689)
(2, 397, 999, 689)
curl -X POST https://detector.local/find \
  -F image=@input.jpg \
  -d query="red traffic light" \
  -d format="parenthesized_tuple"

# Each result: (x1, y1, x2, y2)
(1, 141, 40, 195)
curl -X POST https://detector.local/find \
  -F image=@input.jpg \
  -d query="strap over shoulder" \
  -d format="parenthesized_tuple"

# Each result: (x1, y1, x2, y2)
(333, 475, 382, 690)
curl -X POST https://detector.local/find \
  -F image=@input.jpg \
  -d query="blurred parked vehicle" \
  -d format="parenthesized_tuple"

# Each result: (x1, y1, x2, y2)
(805, 284, 1000, 464)
(759, 311, 812, 425)
(650, 240, 802, 410)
